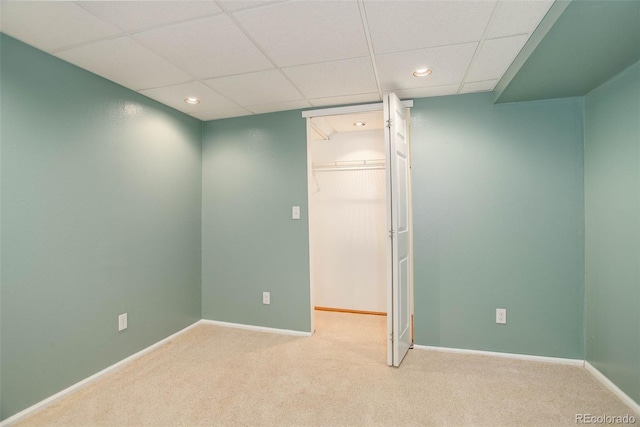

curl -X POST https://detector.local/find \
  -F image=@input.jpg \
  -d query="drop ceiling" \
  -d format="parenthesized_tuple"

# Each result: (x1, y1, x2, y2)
(0, 0, 553, 121)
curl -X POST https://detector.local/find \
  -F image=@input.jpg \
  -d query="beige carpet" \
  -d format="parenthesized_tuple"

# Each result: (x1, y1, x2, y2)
(16, 311, 638, 426)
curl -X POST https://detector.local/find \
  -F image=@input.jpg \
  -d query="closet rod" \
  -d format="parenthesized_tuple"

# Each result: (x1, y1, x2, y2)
(312, 159, 386, 172)
(313, 166, 385, 172)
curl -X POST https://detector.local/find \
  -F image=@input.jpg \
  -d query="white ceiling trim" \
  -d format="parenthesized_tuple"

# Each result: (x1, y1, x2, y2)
(301, 100, 413, 119)
(357, 0, 383, 99)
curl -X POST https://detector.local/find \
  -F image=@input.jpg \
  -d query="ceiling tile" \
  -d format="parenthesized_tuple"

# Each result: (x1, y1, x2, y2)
(376, 43, 478, 92)
(138, 81, 239, 113)
(466, 35, 529, 82)
(79, 1, 222, 33)
(191, 107, 254, 121)
(0, 1, 122, 52)
(283, 58, 378, 99)
(55, 37, 192, 91)
(246, 100, 311, 115)
(133, 15, 273, 79)
(486, 0, 554, 39)
(218, 1, 283, 12)
(393, 85, 460, 100)
(461, 80, 498, 94)
(364, 0, 496, 54)
(233, 1, 369, 67)
(203, 70, 303, 106)
(308, 93, 381, 108)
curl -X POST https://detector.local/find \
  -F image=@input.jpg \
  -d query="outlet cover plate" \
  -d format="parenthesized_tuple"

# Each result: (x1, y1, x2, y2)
(496, 308, 506, 324)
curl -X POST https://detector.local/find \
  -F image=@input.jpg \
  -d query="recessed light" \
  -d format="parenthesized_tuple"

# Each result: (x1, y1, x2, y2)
(184, 97, 200, 105)
(413, 68, 432, 77)
(353, 121, 366, 127)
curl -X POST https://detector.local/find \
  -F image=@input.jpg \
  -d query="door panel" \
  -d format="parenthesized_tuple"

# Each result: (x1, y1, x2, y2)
(385, 92, 412, 367)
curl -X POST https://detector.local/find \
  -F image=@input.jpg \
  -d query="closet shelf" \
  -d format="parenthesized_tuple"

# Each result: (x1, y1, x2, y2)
(312, 159, 386, 172)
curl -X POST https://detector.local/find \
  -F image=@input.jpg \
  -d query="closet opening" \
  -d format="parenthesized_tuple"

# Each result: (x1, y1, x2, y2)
(304, 96, 414, 367)
(305, 110, 388, 363)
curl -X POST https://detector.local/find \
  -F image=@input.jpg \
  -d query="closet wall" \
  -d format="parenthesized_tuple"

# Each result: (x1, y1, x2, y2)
(308, 127, 387, 313)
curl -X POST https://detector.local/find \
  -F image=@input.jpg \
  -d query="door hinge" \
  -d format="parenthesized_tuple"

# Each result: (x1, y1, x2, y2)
(386, 119, 392, 128)
(388, 229, 394, 239)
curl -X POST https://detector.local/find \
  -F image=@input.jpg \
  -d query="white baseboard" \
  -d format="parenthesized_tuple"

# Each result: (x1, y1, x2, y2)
(585, 362, 640, 416)
(201, 319, 312, 337)
(0, 321, 201, 427)
(413, 344, 585, 366)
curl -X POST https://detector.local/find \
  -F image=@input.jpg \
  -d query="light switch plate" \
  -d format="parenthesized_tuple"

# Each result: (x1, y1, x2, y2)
(118, 313, 128, 331)
(292, 206, 301, 220)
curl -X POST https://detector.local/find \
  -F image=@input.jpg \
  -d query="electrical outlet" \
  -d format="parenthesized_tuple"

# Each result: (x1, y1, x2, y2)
(262, 292, 270, 305)
(496, 308, 506, 324)
(118, 313, 128, 331)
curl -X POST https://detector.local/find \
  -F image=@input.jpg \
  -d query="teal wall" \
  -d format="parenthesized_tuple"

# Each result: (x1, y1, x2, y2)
(584, 60, 640, 404)
(201, 112, 311, 332)
(411, 93, 585, 359)
(0, 35, 202, 420)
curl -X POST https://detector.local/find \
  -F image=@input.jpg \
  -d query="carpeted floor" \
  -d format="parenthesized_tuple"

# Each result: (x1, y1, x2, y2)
(16, 311, 638, 426)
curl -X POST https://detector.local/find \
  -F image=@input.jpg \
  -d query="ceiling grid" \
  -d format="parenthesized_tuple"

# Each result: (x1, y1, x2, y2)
(0, 0, 555, 120)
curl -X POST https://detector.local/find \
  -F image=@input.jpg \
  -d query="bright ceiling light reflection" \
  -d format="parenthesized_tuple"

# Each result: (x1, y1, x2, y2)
(412, 68, 433, 77)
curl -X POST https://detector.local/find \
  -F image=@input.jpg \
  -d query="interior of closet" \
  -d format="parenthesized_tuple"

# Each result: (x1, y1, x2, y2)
(307, 111, 387, 319)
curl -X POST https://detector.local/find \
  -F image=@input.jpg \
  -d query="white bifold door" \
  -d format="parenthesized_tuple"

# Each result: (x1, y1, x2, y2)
(384, 92, 412, 367)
